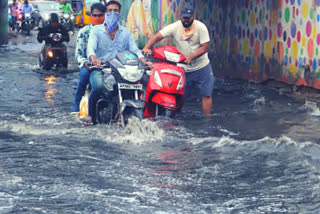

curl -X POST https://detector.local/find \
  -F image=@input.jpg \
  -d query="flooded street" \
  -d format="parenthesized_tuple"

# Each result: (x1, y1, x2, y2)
(0, 30, 320, 213)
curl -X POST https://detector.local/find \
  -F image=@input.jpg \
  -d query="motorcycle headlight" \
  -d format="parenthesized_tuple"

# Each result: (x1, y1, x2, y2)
(63, 14, 69, 19)
(47, 50, 54, 58)
(25, 14, 31, 18)
(43, 14, 50, 20)
(70, 15, 74, 20)
(103, 73, 116, 91)
(154, 70, 162, 87)
(118, 66, 144, 82)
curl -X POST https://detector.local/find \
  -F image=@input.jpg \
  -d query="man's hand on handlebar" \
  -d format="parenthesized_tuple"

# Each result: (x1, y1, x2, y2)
(184, 56, 192, 65)
(84, 62, 92, 71)
(142, 48, 152, 56)
(140, 57, 153, 69)
(89, 55, 101, 67)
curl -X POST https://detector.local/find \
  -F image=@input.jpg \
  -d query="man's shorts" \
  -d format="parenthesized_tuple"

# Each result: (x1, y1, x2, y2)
(184, 63, 215, 98)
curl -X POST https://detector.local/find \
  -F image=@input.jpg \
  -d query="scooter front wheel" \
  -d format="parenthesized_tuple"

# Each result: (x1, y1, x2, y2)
(156, 104, 174, 118)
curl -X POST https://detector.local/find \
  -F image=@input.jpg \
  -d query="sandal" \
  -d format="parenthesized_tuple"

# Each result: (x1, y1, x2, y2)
(82, 116, 94, 126)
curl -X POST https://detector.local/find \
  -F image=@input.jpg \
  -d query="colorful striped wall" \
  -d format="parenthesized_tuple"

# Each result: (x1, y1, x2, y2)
(120, 0, 320, 89)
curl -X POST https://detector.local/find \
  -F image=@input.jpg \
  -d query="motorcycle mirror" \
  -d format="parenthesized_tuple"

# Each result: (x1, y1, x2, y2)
(86, 11, 91, 16)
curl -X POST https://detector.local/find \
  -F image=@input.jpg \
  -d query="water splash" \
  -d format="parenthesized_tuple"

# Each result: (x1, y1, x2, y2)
(253, 96, 266, 106)
(102, 117, 165, 145)
(302, 100, 320, 116)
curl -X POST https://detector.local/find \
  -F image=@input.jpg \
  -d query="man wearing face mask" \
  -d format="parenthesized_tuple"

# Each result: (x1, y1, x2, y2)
(142, 5, 215, 115)
(85, 0, 150, 125)
(71, 3, 106, 115)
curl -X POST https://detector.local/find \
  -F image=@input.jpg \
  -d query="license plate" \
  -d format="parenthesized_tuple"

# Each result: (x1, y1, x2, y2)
(118, 83, 143, 90)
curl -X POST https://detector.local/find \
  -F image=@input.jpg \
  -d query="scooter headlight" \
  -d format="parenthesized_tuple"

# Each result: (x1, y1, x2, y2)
(164, 51, 181, 63)
(47, 50, 54, 58)
(25, 13, 31, 18)
(70, 15, 74, 20)
(43, 14, 50, 20)
(154, 70, 162, 87)
(176, 76, 184, 90)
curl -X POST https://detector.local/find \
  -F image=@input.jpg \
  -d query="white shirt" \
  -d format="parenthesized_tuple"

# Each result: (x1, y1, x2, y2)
(160, 20, 210, 72)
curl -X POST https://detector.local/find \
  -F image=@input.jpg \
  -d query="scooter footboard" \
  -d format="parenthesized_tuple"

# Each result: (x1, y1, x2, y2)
(151, 92, 177, 109)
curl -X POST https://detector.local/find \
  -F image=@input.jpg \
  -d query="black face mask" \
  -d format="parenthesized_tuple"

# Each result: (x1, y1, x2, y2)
(182, 19, 194, 28)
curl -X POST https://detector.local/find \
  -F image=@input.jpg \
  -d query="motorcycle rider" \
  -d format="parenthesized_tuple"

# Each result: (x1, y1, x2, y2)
(71, 3, 106, 115)
(85, 0, 151, 125)
(37, 13, 70, 68)
(142, 5, 214, 115)
(22, 0, 33, 16)
(59, 0, 75, 34)
(60, 0, 74, 14)
(37, 13, 70, 46)
(8, 0, 20, 31)
(21, 0, 33, 30)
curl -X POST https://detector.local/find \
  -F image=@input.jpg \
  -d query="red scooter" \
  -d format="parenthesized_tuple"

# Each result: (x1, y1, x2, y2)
(144, 46, 186, 118)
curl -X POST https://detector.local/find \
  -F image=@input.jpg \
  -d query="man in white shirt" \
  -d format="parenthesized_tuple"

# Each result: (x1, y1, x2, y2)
(142, 5, 214, 115)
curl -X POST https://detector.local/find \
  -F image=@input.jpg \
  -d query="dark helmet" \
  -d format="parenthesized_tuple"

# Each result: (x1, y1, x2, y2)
(49, 13, 59, 24)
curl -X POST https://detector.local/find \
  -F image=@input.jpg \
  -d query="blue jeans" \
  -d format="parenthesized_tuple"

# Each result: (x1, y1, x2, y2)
(88, 69, 104, 122)
(72, 66, 90, 112)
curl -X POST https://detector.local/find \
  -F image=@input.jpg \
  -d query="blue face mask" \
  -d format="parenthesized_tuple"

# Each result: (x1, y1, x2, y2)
(105, 11, 120, 32)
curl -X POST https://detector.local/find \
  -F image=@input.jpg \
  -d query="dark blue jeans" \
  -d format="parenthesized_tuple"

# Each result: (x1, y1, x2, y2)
(72, 66, 90, 112)
(88, 69, 104, 122)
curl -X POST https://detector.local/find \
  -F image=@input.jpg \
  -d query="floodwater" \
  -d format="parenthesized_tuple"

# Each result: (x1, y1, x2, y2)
(0, 30, 319, 214)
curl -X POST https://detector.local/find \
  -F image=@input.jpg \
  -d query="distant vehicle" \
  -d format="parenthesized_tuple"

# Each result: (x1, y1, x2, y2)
(38, 33, 68, 70)
(21, 13, 33, 36)
(73, 0, 100, 26)
(60, 12, 74, 33)
(30, 1, 61, 28)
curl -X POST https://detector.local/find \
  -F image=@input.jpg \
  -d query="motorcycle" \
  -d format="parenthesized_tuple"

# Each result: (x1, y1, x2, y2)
(59, 13, 74, 34)
(38, 33, 68, 70)
(143, 46, 186, 118)
(79, 50, 146, 127)
(21, 13, 33, 36)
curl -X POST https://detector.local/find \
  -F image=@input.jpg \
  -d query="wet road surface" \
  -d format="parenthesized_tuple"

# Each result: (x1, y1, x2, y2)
(0, 30, 319, 213)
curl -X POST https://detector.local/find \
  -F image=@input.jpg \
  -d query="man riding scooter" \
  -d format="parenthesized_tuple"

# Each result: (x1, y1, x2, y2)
(37, 13, 70, 70)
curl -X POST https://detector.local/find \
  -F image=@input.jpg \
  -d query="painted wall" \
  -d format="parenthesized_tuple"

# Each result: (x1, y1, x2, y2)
(119, 0, 320, 89)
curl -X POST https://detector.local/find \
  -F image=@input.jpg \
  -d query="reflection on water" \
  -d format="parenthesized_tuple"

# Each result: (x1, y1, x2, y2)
(44, 75, 57, 104)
